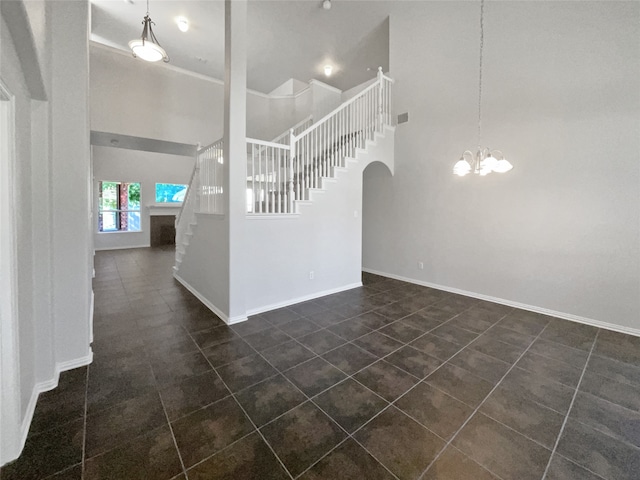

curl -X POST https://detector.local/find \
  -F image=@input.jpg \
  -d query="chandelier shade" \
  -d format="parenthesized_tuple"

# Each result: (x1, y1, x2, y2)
(454, 148, 513, 177)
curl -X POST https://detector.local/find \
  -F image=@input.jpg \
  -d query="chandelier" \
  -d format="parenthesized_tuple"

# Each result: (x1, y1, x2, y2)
(128, 0, 169, 63)
(454, 0, 512, 177)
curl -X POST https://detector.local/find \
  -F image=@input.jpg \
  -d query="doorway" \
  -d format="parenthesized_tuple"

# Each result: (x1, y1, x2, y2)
(0, 79, 20, 465)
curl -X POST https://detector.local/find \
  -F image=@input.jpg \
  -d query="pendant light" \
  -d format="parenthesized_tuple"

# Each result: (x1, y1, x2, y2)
(453, 0, 512, 177)
(128, 0, 169, 63)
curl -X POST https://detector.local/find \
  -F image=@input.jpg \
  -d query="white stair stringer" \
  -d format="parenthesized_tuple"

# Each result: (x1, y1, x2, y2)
(174, 220, 197, 274)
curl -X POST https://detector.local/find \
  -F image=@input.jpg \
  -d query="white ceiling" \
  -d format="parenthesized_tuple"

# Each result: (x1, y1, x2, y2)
(90, 0, 391, 94)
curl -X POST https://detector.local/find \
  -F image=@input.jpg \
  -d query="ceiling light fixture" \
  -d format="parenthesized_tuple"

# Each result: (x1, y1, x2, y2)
(453, 0, 512, 177)
(322, 0, 332, 10)
(324, 65, 333, 77)
(176, 16, 189, 33)
(128, 0, 169, 63)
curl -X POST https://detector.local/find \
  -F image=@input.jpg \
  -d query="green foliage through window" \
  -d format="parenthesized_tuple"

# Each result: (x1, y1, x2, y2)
(98, 181, 141, 232)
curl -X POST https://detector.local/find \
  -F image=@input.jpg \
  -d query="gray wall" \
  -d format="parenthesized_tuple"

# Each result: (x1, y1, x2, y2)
(363, 1, 640, 332)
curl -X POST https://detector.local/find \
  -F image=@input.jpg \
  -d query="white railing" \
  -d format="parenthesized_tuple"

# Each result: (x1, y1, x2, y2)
(178, 68, 392, 231)
(247, 67, 393, 212)
(246, 139, 293, 214)
(175, 138, 224, 254)
(198, 139, 225, 214)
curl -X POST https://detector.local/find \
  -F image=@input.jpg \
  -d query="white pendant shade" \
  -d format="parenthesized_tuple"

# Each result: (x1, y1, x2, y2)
(128, 39, 167, 62)
(480, 155, 497, 171)
(453, 159, 471, 176)
(493, 158, 513, 173)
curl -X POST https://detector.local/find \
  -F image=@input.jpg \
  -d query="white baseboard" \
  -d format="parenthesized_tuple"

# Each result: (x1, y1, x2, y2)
(94, 244, 151, 251)
(363, 268, 640, 338)
(245, 282, 363, 317)
(172, 273, 242, 325)
(172, 273, 362, 325)
(13, 351, 93, 466)
(89, 290, 94, 343)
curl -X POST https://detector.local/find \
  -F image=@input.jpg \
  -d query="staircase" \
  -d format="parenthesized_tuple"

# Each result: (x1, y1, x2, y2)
(173, 69, 395, 316)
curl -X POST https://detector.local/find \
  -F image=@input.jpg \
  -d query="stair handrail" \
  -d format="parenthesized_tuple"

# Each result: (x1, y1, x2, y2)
(282, 67, 393, 202)
(291, 68, 393, 143)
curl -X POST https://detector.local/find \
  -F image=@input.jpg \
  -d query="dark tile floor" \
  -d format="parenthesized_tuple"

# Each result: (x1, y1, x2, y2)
(2, 247, 640, 479)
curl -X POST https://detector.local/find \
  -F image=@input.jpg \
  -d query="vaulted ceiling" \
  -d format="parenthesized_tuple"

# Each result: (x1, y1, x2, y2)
(91, 0, 391, 93)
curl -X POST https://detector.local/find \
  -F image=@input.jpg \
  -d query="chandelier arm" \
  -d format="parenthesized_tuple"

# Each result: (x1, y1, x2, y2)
(149, 27, 170, 62)
(141, 18, 149, 46)
(490, 149, 504, 160)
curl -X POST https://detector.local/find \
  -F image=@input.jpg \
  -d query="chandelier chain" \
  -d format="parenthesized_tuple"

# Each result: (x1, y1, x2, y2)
(146, 0, 150, 16)
(477, 0, 484, 147)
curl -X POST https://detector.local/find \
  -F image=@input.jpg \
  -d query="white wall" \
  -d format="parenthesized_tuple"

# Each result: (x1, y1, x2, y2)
(90, 45, 225, 145)
(175, 214, 230, 317)
(1, 10, 38, 426)
(0, 0, 93, 465)
(309, 80, 342, 122)
(363, 1, 640, 333)
(92, 147, 194, 250)
(50, 0, 93, 369)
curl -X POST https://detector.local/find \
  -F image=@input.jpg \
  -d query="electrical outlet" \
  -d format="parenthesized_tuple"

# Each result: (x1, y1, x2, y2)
(309, 271, 314, 280)
(418, 261, 424, 270)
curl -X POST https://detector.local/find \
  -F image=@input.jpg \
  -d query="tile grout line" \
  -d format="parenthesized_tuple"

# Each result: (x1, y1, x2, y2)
(89, 261, 509, 479)
(299, 302, 496, 478)
(549, 452, 608, 480)
(90, 266, 479, 476)
(232, 331, 378, 480)
(111, 256, 192, 480)
(185, 328, 296, 480)
(381, 306, 509, 407)
(91, 256, 630, 480)
(540, 329, 600, 480)
(415, 315, 554, 480)
(224, 307, 412, 480)
(114, 274, 477, 478)
(154, 380, 191, 480)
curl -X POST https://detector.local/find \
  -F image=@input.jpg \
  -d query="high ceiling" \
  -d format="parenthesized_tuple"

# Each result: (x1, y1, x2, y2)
(90, 0, 391, 94)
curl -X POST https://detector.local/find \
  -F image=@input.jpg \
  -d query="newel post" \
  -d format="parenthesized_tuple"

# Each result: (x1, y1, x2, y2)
(377, 67, 384, 131)
(288, 129, 296, 213)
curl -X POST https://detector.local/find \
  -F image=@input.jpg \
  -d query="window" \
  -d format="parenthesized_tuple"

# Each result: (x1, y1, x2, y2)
(98, 181, 141, 232)
(155, 183, 187, 203)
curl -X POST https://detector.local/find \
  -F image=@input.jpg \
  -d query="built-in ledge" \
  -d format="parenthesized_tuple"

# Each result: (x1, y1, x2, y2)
(147, 203, 182, 216)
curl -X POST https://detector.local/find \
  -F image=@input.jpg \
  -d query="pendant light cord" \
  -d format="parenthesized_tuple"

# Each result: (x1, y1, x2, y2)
(477, 0, 484, 147)
(146, 0, 150, 16)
